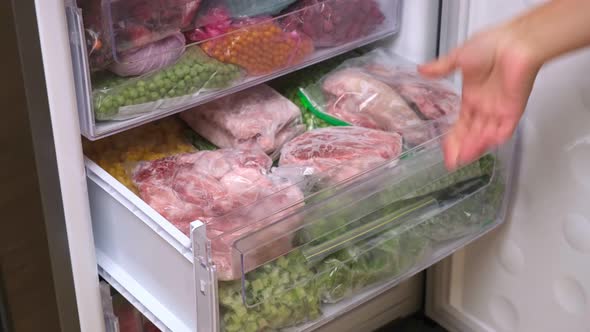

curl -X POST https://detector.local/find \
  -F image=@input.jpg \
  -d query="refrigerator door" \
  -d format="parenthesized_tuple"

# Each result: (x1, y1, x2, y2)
(427, 1, 590, 331)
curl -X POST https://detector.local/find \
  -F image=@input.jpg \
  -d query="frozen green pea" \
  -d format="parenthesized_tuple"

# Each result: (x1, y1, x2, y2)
(129, 88, 139, 99)
(115, 95, 125, 106)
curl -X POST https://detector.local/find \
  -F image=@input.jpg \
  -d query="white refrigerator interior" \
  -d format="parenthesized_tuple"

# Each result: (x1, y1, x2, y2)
(428, 1, 590, 332)
(32, 0, 590, 331)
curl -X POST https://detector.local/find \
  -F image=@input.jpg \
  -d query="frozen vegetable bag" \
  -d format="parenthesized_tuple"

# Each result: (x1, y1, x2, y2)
(92, 47, 242, 121)
(180, 85, 305, 157)
(130, 147, 305, 281)
(299, 49, 461, 147)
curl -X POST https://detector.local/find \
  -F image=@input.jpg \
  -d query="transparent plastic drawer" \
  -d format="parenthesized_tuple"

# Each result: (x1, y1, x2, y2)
(67, 0, 402, 139)
(211, 139, 509, 332)
(85, 114, 516, 331)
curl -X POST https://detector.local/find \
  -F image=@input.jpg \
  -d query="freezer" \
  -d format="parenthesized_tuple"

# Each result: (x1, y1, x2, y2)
(15, 0, 590, 331)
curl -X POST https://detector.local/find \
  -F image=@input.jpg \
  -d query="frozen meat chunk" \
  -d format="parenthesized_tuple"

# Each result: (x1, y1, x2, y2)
(365, 65, 461, 120)
(279, 126, 403, 184)
(180, 85, 304, 156)
(322, 68, 430, 145)
(132, 147, 304, 280)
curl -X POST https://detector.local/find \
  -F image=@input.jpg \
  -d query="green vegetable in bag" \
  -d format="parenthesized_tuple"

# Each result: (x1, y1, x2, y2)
(93, 47, 241, 121)
(218, 251, 321, 332)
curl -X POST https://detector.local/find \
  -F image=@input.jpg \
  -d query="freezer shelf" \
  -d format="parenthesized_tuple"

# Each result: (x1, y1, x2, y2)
(86, 124, 514, 332)
(67, 0, 402, 140)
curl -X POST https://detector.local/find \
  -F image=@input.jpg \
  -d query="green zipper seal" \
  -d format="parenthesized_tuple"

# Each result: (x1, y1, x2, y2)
(298, 88, 351, 127)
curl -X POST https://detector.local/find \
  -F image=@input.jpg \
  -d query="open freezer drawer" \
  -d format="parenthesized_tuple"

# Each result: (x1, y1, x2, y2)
(67, 0, 402, 140)
(86, 118, 517, 331)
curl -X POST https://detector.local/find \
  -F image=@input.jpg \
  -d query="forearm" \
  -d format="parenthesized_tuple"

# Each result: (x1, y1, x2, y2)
(508, 0, 590, 66)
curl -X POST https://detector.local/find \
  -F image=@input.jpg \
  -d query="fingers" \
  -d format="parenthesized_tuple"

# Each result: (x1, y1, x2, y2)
(419, 49, 460, 78)
(444, 110, 517, 170)
(443, 108, 472, 170)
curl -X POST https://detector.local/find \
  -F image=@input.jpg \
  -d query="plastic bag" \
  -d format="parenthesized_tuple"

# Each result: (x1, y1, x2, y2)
(363, 65, 461, 121)
(299, 49, 461, 146)
(131, 147, 305, 280)
(108, 33, 186, 77)
(315, 228, 429, 303)
(218, 251, 321, 332)
(195, 0, 296, 21)
(270, 50, 366, 130)
(92, 47, 242, 121)
(278, 126, 403, 185)
(198, 17, 314, 75)
(282, 0, 386, 48)
(180, 85, 304, 157)
(79, 0, 202, 72)
(83, 117, 196, 194)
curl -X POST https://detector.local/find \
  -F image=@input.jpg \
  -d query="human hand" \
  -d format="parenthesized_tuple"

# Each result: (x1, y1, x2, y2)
(419, 23, 541, 170)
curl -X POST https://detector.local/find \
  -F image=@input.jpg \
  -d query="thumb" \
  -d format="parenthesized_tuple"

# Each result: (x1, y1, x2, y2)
(418, 49, 460, 78)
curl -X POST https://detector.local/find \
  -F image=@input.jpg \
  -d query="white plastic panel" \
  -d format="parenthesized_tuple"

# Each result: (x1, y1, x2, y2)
(427, 1, 590, 331)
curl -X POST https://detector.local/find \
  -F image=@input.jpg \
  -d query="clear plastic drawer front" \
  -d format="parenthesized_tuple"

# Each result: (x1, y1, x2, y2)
(209, 138, 508, 332)
(68, 0, 402, 139)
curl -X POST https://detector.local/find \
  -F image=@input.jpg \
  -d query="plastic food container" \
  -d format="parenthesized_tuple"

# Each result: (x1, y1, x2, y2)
(68, 0, 402, 139)
(86, 113, 515, 331)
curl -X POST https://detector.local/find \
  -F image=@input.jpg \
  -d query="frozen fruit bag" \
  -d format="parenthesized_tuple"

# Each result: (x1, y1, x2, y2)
(298, 49, 460, 147)
(281, 0, 386, 48)
(198, 17, 314, 76)
(180, 85, 304, 158)
(92, 46, 242, 121)
(79, 0, 202, 72)
(130, 147, 305, 281)
(278, 126, 403, 185)
(83, 117, 197, 194)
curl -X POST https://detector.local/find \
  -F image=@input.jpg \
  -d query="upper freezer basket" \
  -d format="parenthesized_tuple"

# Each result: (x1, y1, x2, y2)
(68, 0, 403, 139)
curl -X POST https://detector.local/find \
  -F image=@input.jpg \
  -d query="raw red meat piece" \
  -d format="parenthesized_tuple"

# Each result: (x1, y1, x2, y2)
(279, 127, 403, 184)
(322, 68, 432, 145)
(132, 148, 304, 280)
(180, 85, 304, 156)
(282, 0, 385, 47)
(365, 65, 461, 120)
